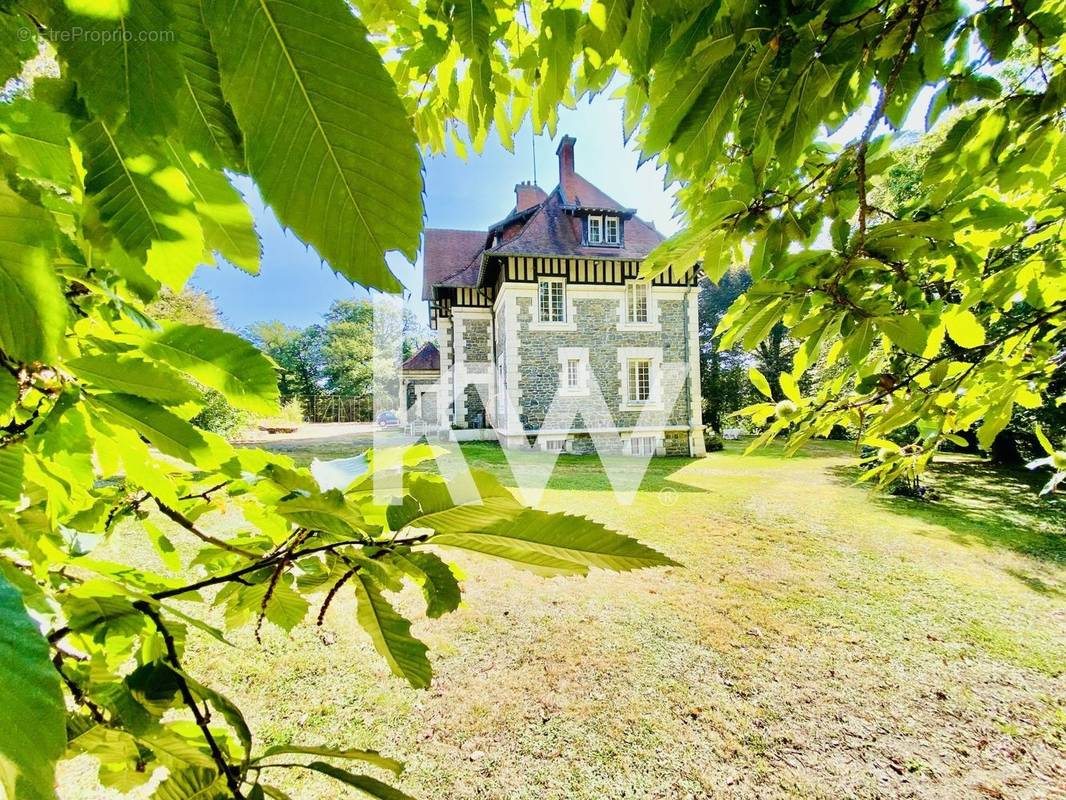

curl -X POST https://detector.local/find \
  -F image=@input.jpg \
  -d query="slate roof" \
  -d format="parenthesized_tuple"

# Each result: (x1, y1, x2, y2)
(402, 341, 440, 371)
(487, 188, 663, 260)
(421, 229, 486, 300)
(422, 136, 666, 299)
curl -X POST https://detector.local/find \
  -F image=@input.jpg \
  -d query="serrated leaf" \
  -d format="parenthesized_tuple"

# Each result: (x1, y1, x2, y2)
(254, 745, 402, 775)
(418, 500, 679, 574)
(0, 181, 64, 363)
(0, 94, 73, 184)
(0, 370, 15, 418)
(401, 550, 461, 619)
(68, 354, 200, 405)
(153, 766, 227, 800)
(0, 11, 37, 84)
(205, 0, 422, 291)
(75, 119, 194, 260)
(220, 579, 308, 634)
(277, 490, 369, 538)
(584, 0, 632, 60)
(163, 141, 260, 272)
(176, 668, 253, 763)
(352, 572, 431, 689)
(51, 0, 181, 136)
(172, 0, 244, 168)
(944, 308, 985, 348)
(137, 323, 279, 414)
(0, 444, 25, 504)
(88, 393, 211, 465)
(778, 372, 801, 404)
(0, 572, 66, 800)
(876, 315, 928, 355)
(301, 761, 416, 800)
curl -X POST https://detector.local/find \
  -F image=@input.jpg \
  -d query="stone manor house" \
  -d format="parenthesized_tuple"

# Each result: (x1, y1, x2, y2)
(401, 136, 706, 457)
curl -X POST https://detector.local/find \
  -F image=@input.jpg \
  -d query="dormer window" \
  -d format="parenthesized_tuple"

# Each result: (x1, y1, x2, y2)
(586, 214, 620, 245)
(588, 214, 622, 246)
(587, 215, 603, 244)
(605, 215, 620, 244)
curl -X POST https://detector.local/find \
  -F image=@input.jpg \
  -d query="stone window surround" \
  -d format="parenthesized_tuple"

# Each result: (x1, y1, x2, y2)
(617, 346, 664, 412)
(556, 346, 590, 397)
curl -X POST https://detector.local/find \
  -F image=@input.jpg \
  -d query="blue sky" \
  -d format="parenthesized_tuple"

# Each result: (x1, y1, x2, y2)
(192, 85, 935, 333)
(192, 93, 680, 332)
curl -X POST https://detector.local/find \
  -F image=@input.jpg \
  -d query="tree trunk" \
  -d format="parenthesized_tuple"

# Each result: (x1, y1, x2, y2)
(989, 430, 1024, 466)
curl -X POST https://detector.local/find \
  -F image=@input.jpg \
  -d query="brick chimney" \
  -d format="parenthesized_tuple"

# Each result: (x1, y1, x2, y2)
(556, 135, 576, 187)
(514, 181, 545, 212)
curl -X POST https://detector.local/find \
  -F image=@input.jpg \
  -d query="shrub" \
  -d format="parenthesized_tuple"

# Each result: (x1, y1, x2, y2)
(190, 389, 255, 439)
(704, 432, 725, 452)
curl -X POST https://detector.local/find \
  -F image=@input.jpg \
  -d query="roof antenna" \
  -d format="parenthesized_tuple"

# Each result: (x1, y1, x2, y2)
(530, 125, 537, 187)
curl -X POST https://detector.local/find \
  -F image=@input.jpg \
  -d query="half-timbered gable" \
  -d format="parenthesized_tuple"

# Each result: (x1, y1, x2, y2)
(405, 135, 706, 456)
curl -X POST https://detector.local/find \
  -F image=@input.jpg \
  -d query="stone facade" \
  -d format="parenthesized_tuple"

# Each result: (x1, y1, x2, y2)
(451, 311, 493, 429)
(404, 377, 439, 422)
(510, 290, 692, 432)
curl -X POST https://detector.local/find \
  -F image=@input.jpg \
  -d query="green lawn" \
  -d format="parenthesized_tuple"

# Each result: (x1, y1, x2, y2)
(62, 438, 1065, 799)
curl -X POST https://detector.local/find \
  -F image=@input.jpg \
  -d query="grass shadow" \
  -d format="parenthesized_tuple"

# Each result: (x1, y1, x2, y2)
(830, 456, 1066, 567)
(457, 441, 706, 496)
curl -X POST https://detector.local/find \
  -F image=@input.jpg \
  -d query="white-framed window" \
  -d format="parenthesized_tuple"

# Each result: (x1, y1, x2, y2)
(587, 215, 603, 244)
(605, 215, 620, 244)
(544, 438, 566, 452)
(630, 435, 657, 456)
(538, 278, 565, 323)
(566, 358, 580, 389)
(628, 358, 652, 403)
(557, 346, 589, 396)
(626, 281, 649, 324)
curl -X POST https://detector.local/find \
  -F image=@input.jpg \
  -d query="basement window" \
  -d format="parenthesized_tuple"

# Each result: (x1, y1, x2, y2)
(630, 435, 657, 456)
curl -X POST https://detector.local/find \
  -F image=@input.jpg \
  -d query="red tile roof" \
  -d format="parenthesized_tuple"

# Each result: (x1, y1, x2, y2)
(402, 341, 439, 371)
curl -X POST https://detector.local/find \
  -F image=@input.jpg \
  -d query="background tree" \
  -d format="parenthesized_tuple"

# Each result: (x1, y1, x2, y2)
(699, 270, 753, 432)
(247, 320, 326, 397)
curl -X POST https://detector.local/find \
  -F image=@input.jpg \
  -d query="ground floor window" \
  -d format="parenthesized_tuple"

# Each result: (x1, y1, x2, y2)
(544, 438, 566, 452)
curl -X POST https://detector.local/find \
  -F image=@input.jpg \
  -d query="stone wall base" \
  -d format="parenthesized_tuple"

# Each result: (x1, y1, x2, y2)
(495, 427, 705, 456)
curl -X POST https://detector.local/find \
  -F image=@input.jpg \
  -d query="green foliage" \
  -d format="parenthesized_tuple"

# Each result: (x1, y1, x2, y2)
(0, 5, 676, 798)
(206, 0, 422, 291)
(374, 0, 1066, 489)
(249, 300, 429, 399)
(0, 573, 65, 800)
(5, 1, 1064, 797)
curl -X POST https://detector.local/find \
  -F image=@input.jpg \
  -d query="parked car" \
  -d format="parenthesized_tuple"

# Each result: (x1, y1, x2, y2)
(376, 410, 400, 427)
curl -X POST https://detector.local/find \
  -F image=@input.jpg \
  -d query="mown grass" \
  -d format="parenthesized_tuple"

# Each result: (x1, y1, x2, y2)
(62, 437, 1065, 799)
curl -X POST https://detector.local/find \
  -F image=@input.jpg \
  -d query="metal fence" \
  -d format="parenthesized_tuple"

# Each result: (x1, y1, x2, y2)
(284, 395, 374, 424)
